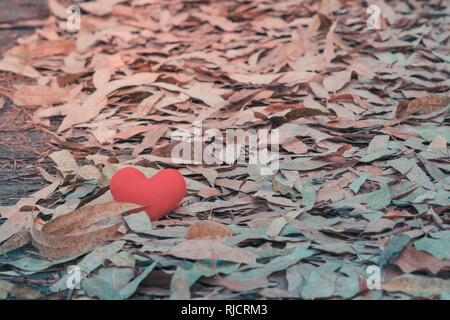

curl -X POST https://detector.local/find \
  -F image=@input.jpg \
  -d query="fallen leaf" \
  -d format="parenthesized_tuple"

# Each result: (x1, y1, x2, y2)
(382, 276, 450, 298)
(414, 237, 450, 260)
(30, 202, 140, 258)
(363, 218, 396, 234)
(186, 220, 234, 240)
(169, 240, 257, 264)
(394, 244, 450, 274)
(0, 280, 42, 299)
(13, 85, 70, 106)
(0, 56, 40, 78)
(59, 73, 159, 132)
(8, 40, 75, 59)
(396, 96, 450, 118)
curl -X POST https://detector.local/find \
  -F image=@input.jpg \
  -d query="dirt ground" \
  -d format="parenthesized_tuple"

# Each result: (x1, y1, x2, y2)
(0, 0, 53, 206)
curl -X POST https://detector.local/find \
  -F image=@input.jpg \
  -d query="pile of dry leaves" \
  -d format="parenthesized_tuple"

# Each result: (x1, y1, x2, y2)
(0, 0, 449, 300)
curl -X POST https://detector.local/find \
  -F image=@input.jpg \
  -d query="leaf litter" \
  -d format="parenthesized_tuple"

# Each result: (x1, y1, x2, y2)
(0, 0, 449, 300)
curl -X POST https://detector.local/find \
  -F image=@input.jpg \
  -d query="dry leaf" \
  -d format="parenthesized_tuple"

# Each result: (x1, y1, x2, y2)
(382, 276, 450, 298)
(169, 240, 257, 264)
(186, 220, 233, 240)
(131, 91, 164, 118)
(394, 244, 450, 275)
(396, 96, 450, 118)
(0, 227, 31, 255)
(93, 68, 112, 89)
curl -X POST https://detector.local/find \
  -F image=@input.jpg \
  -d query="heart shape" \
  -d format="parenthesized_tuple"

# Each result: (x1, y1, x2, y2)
(110, 167, 186, 221)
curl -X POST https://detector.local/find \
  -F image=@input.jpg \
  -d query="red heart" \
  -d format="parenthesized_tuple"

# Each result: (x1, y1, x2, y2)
(110, 167, 186, 221)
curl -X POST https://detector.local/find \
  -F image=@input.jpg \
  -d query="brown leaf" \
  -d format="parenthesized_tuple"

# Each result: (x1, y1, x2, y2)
(0, 56, 40, 78)
(363, 219, 396, 234)
(40, 127, 101, 153)
(31, 218, 122, 259)
(42, 201, 141, 235)
(0, 280, 42, 299)
(93, 68, 111, 89)
(322, 20, 337, 68)
(48, 0, 69, 19)
(272, 108, 330, 127)
(217, 275, 271, 292)
(169, 239, 257, 264)
(282, 138, 308, 154)
(323, 70, 352, 93)
(186, 220, 233, 240)
(58, 73, 159, 132)
(8, 40, 75, 59)
(0, 227, 31, 255)
(79, 0, 123, 16)
(394, 244, 450, 275)
(285, 108, 330, 119)
(30, 202, 141, 259)
(131, 124, 168, 158)
(382, 276, 450, 298)
(396, 96, 450, 118)
(428, 135, 447, 151)
(14, 85, 70, 106)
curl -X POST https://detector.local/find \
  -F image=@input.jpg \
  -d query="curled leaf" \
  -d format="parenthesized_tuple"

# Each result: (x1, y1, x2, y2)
(30, 202, 141, 259)
(396, 96, 450, 119)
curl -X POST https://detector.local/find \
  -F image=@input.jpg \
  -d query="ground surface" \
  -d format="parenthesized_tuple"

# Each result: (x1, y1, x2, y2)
(0, 0, 449, 301)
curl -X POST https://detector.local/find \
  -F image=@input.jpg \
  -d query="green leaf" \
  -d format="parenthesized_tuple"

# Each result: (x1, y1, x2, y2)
(367, 184, 392, 211)
(123, 211, 152, 234)
(300, 262, 340, 299)
(170, 265, 199, 300)
(119, 260, 159, 299)
(382, 275, 450, 298)
(419, 128, 450, 142)
(108, 251, 136, 268)
(226, 243, 315, 281)
(0, 251, 89, 273)
(378, 234, 411, 266)
(364, 218, 396, 233)
(334, 264, 362, 298)
(349, 173, 369, 193)
(50, 240, 125, 292)
(302, 185, 317, 211)
(82, 276, 123, 300)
